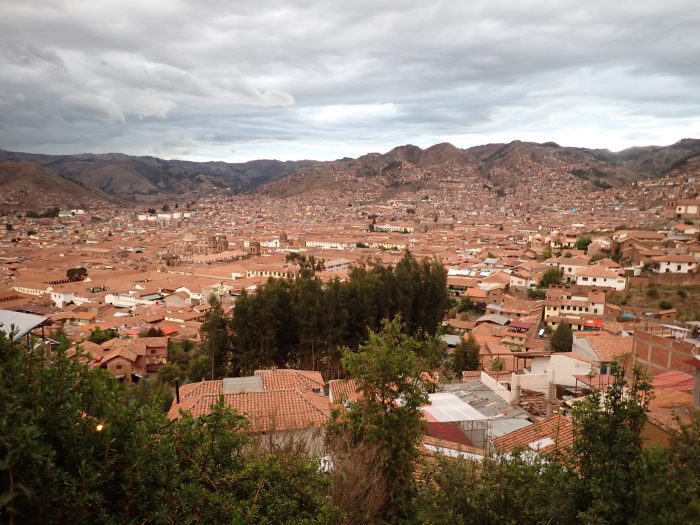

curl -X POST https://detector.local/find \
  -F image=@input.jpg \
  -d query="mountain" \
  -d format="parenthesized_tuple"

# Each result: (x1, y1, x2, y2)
(0, 161, 113, 211)
(0, 149, 315, 198)
(2, 139, 699, 203)
(260, 138, 700, 197)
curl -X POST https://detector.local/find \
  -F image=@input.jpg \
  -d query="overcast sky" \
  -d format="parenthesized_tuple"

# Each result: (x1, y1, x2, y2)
(1, 0, 699, 161)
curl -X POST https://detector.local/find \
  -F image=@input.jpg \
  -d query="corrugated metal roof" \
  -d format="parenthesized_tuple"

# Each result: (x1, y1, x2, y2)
(0, 310, 47, 341)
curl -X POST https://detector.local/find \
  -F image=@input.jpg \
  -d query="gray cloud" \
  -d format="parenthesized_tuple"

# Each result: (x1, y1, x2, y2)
(1, 0, 699, 160)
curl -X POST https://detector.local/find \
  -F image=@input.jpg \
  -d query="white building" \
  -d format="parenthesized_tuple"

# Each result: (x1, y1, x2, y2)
(575, 266, 626, 291)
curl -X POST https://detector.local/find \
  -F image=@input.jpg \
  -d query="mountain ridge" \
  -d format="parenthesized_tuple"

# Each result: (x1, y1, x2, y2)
(1, 139, 699, 205)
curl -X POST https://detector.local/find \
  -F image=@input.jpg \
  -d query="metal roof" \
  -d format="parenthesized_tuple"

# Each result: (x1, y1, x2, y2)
(0, 310, 48, 342)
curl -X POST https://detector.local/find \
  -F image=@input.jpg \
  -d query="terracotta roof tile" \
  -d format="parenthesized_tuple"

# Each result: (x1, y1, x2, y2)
(493, 414, 573, 455)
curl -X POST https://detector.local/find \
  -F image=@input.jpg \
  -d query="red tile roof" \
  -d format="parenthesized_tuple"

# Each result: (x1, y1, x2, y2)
(493, 414, 574, 455)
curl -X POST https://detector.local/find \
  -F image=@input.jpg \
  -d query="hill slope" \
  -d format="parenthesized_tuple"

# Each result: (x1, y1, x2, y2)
(0, 161, 113, 211)
(260, 139, 700, 197)
(0, 149, 315, 198)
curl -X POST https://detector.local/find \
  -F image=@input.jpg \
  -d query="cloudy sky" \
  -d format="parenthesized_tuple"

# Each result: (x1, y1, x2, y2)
(1, 0, 699, 161)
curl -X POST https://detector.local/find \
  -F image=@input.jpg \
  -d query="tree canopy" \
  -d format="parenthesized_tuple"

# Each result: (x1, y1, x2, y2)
(550, 322, 573, 352)
(0, 334, 340, 525)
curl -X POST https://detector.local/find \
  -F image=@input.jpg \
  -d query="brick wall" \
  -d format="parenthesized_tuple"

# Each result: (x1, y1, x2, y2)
(633, 330, 696, 375)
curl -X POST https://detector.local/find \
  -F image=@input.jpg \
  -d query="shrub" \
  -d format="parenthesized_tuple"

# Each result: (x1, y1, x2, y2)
(659, 300, 673, 310)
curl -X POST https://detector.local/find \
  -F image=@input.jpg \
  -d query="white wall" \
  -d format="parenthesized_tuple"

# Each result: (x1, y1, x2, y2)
(530, 354, 593, 388)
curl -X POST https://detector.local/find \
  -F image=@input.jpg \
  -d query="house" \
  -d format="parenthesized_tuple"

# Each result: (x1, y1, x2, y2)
(573, 334, 633, 373)
(544, 288, 606, 330)
(493, 414, 574, 457)
(575, 266, 626, 291)
(651, 255, 697, 274)
(544, 256, 590, 283)
(167, 369, 331, 452)
(663, 198, 700, 221)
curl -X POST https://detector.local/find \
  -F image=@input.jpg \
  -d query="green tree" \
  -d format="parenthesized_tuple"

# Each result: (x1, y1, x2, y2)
(452, 334, 480, 373)
(328, 316, 429, 521)
(542, 245, 553, 260)
(417, 451, 578, 525)
(0, 333, 340, 524)
(550, 322, 573, 352)
(87, 327, 117, 344)
(575, 234, 592, 251)
(539, 267, 563, 288)
(200, 295, 232, 379)
(571, 359, 653, 525)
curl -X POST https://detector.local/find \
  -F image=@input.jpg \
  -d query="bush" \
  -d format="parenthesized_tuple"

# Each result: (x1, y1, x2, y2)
(677, 289, 688, 299)
(527, 288, 546, 300)
(647, 287, 659, 298)
(659, 300, 674, 310)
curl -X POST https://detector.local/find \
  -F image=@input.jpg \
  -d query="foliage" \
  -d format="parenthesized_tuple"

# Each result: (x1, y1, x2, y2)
(677, 288, 688, 299)
(328, 316, 429, 521)
(66, 267, 88, 281)
(490, 356, 505, 371)
(542, 245, 553, 260)
(230, 250, 449, 378)
(647, 287, 659, 298)
(658, 300, 673, 310)
(539, 268, 564, 288)
(87, 327, 117, 344)
(138, 326, 164, 338)
(550, 322, 573, 352)
(527, 288, 546, 299)
(417, 451, 578, 525)
(0, 334, 340, 525)
(575, 234, 592, 251)
(457, 296, 473, 313)
(571, 360, 652, 524)
(452, 334, 480, 373)
(199, 295, 233, 379)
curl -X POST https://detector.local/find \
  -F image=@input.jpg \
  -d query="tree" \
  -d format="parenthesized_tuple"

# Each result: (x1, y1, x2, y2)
(200, 295, 232, 379)
(542, 245, 553, 260)
(539, 267, 563, 288)
(328, 316, 429, 521)
(161, 204, 170, 212)
(87, 327, 117, 344)
(571, 359, 653, 525)
(0, 333, 340, 524)
(452, 334, 480, 373)
(66, 267, 88, 281)
(575, 234, 592, 251)
(550, 322, 573, 352)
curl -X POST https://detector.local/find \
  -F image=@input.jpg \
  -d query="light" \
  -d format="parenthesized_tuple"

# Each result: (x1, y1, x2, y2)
(95, 423, 104, 432)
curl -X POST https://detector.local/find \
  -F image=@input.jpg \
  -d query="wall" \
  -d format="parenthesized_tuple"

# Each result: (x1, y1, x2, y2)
(633, 330, 697, 375)
(530, 354, 594, 387)
(480, 371, 513, 403)
(511, 372, 552, 398)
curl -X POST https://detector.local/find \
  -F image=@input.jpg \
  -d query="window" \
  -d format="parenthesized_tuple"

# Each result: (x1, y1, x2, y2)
(116, 364, 123, 370)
